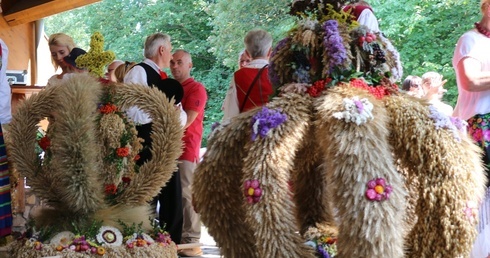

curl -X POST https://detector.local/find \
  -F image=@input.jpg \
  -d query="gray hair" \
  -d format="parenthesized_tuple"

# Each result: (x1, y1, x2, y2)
(244, 29, 272, 59)
(144, 33, 171, 58)
(173, 49, 193, 63)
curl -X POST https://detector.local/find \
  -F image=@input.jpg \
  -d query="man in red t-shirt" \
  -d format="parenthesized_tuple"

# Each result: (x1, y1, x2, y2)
(170, 49, 207, 257)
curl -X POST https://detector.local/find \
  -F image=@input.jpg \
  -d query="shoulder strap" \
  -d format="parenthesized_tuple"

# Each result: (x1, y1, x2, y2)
(240, 64, 268, 113)
(137, 62, 160, 87)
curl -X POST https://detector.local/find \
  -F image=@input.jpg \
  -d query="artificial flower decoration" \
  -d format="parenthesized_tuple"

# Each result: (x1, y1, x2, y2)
(323, 19, 350, 73)
(116, 147, 130, 157)
(104, 184, 117, 195)
(428, 105, 465, 142)
(96, 226, 123, 247)
(99, 103, 118, 114)
(76, 32, 115, 78)
(49, 231, 75, 247)
(243, 179, 263, 204)
(333, 96, 374, 125)
(251, 107, 288, 141)
(365, 177, 393, 202)
(38, 136, 51, 151)
(464, 200, 478, 223)
(307, 78, 332, 97)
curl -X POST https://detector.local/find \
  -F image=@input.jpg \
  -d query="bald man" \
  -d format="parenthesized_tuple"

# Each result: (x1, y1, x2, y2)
(105, 60, 124, 82)
(170, 49, 207, 257)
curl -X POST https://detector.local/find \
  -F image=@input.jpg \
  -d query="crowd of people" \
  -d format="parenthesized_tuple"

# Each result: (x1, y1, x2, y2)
(0, 0, 485, 257)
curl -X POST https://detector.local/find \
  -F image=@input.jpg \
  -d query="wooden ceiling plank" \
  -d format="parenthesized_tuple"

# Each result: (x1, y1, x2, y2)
(3, 0, 100, 26)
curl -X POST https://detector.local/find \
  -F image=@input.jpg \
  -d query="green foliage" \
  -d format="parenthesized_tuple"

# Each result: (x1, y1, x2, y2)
(118, 219, 144, 237)
(44, 0, 480, 146)
(370, 0, 480, 106)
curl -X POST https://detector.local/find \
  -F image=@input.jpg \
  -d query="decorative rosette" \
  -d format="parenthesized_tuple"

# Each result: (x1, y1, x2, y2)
(49, 231, 75, 247)
(333, 96, 374, 125)
(464, 200, 478, 223)
(365, 177, 393, 202)
(96, 226, 123, 247)
(428, 105, 466, 142)
(251, 107, 288, 141)
(243, 179, 263, 204)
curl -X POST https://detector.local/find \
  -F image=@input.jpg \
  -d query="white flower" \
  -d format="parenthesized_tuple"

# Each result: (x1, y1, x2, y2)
(96, 226, 123, 246)
(49, 231, 75, 246)
(140, 233, 155, 244)
(333, 96, 374, 125)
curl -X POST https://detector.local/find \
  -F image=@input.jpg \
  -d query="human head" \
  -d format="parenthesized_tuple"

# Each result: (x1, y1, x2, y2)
(106, 60, 124, 82)
(422, 72, 447, 101)
(48, 33, 76, 71)
(63, 47, 87, 73)
(144, 33, 172, 69)
(114, 61, 136, 83)
(244, 29, 273, 59)
(402, 75, 423, 98)
(170, 50, 193, 84)
(238, 49, 251, 68)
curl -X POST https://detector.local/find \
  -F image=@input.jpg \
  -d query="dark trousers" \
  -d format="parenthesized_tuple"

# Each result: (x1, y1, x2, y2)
(136, 123, 183, 244)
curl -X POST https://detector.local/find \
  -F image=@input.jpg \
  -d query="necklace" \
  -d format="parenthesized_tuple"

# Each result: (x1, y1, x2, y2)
(475, 22, 490, 38)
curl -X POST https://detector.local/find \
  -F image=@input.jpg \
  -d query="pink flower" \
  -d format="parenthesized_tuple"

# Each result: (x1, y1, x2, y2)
(473, 128, 483, 142)
(365, 189, 377, 200)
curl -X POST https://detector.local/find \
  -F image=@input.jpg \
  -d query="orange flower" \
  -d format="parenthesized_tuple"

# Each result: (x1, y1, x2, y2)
(116, 147, 130, 157)
(96, 246, 105, 255)
(38, 136, 51, 151)
(105, 184, 117, 195)
(99, 103, 118, 114)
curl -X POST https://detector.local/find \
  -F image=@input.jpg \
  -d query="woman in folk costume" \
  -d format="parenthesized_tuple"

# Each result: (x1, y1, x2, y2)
(222, 29, 274, 120)
(453, 0, 490, 256)
(343, 0, 380, 32)
(0, 38, 12, 239)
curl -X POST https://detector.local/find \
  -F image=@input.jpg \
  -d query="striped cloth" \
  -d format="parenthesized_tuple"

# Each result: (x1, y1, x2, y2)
(0, 126, 12, 237)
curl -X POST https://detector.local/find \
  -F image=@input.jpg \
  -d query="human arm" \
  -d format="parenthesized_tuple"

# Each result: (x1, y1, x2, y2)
(0, 39, 11, 124)
(456, 57, 490, 92)
(183, 84, 207, 129)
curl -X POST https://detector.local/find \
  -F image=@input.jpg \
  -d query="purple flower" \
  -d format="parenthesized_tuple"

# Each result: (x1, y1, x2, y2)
(211, 121, 220, 131)
(354, 100, 364, 113)
(251, 107, 288, 141)
(317, 245, 331, 258)
(322, 20, 348, 73)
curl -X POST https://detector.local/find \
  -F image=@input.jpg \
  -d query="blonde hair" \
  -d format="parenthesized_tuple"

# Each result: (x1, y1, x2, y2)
(422, 71, 443, 89)
(481, 0, 490, 12)
(114, 61, 136, 83)
(48, 33, 76, 71)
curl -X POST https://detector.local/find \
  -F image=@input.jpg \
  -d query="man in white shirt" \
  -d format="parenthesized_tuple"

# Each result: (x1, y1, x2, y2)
(124, 32, 185, 245)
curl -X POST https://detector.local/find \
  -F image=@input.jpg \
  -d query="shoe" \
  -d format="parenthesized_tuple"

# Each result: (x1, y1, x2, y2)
(178, 247, 203, 257)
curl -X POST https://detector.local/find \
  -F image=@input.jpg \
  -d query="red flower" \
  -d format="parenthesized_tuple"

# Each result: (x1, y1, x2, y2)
(133, 154, 140, 161)
(116, 147, 130, 157)
(307, 78, 332, 97)
(99, 103, 118, 114)
(38, 136, 51, 151)
(122, 177, 131, 184)
(349, 78, 391, 99)
(105, 184, 117, 195)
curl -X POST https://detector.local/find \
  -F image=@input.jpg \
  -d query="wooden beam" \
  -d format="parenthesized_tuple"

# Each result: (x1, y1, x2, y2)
(3, 0, 101, 26)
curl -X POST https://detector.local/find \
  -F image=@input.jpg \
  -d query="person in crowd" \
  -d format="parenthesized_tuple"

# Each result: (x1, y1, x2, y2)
(47, 33, 77, 84)
(452, 0, 490, 256)
(421, 72, 453, 116)
(123, 32, 185, 245)
(106, 60, 124, 82)
(222, 29, 273, 120)
(343, 0, 380, 33)
(238, 49, 251, 69)
(114, 61, 136, 83)
(170, 49, 207, 257)
(402, 75, 424, 98)
(0, 39, 12, 239)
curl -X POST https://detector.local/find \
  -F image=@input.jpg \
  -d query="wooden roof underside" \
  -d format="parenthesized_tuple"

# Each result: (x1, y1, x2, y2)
(1, 0, 100, 26)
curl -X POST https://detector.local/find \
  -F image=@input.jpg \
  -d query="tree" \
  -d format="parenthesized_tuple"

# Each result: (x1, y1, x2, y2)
(371, 0, 480, 106)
